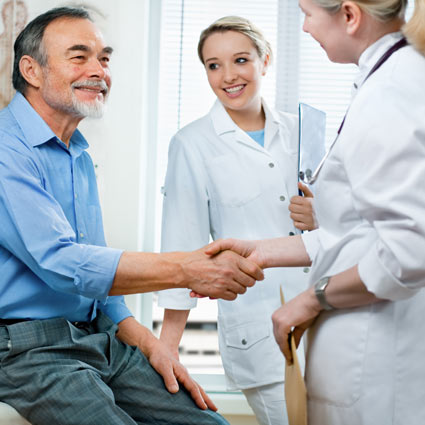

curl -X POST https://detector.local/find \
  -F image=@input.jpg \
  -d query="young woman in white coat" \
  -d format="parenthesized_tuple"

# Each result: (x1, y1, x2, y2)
(207, 1, 425, 424)
(158, 16, 316, 425)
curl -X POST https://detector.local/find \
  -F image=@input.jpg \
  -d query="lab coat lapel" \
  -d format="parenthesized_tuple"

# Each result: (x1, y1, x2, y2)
(210, 100, 269, 155)
(263, 101, 279, 150)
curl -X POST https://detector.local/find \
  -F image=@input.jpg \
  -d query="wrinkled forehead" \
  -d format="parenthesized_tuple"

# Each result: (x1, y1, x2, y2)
(42, 16, 109, 55)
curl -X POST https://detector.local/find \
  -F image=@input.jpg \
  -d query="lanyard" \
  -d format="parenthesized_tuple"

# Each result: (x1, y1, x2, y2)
(300, 37, 408, 185)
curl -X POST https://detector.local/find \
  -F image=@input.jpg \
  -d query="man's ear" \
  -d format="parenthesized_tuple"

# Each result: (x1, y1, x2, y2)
(19, 55, 44, 89)
(341, 1, 363, 36)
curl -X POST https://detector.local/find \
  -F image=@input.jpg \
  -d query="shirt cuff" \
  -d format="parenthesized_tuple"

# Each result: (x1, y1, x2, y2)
(358, 244, 419, 301)
(74, 247, 124, 301)
(99, 295, 133, 324)
(157, 288, 197, 310)
(301, 230, 321, 262)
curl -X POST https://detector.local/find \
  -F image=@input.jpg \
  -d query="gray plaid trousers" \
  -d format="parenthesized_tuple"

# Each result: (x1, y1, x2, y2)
(0, 312, 229, 425)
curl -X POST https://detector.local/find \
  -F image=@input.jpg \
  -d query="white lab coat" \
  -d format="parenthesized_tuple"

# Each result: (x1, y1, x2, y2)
(301, 33, 425, 425)
(158, 99, 309, 390)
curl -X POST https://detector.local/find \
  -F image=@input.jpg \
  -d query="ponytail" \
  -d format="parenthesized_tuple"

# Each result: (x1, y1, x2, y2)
(403, 0, 425, 56)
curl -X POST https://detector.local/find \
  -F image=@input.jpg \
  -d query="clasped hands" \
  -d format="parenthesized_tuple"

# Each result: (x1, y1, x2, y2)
(194, 238, 321, 363)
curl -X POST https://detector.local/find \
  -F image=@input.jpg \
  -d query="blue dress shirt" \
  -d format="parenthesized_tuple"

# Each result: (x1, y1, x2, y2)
(0, 93, 131, 323)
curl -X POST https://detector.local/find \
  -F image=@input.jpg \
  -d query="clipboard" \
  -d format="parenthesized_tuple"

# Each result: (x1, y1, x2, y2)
(298, 103, 326, 183)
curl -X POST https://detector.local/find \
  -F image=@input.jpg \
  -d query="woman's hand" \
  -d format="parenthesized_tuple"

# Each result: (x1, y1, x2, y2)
(289, 182, 317, 231)
(272, 287, 321, 363)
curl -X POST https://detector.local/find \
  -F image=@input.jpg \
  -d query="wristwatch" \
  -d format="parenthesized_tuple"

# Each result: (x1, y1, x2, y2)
(314, 277, 335, 311)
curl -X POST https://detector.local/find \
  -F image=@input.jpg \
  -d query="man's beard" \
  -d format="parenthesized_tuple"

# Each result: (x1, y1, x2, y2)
(41, 76, 109, 119)
(70, 80, 109, 118)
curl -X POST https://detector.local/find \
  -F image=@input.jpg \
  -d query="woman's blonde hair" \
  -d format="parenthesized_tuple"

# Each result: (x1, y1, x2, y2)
(197, 16, 272, 64)
(403, 0, 425, 56)
(313, 0, 408, 21)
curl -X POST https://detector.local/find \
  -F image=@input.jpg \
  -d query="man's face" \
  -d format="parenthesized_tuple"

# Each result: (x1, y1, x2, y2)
(39, 17, 112, 119)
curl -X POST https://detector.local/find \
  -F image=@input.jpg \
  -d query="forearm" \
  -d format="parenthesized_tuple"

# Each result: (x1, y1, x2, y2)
(160, 309, 190, 356)
(116, 316, 157, 357)
(110, 251, 187, 295)
(111, 247, 263, 300)
(272, 264, 384, 360)
(323, 265, 383, 309)
(260, 235, 311, 268)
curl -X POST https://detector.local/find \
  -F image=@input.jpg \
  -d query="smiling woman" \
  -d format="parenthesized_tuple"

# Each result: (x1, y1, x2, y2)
(157, 15, 316, 425)
(201, 29, 268, 130)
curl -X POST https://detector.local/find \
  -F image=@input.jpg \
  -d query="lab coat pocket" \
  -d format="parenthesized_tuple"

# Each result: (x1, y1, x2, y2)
(223, 321, 284, 388)
(205, 155, 261, 207)
(305, 307, 371, 407)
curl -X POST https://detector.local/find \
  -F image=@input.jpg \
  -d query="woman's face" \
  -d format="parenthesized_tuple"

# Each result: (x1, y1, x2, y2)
(299, 0, 352, 63)
(202, 30, 267, 115)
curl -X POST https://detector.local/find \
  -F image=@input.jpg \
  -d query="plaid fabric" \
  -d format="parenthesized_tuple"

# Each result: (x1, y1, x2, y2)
(0, 312, 228, 425)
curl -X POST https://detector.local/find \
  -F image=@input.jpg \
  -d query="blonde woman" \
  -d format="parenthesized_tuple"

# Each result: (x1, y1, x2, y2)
(158, 16, 315, 425)
(207, 1, 425, 424)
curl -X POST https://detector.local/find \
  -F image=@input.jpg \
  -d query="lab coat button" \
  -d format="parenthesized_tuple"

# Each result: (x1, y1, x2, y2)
(279, 196, 286, 201)
(303, 267, 310, 273)
(241, 338, 247, 345)
(268, 162, 275, 168)
(289, 231, 295, 236)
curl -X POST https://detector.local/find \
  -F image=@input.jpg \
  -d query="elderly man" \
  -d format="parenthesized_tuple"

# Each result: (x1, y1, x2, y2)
(0, 7, 263, 425)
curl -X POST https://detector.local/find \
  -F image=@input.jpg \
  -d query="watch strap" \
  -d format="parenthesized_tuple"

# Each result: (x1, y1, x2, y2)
(314, 277, 335, 311)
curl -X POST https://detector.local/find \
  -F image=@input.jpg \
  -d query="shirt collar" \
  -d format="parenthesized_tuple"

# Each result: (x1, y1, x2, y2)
(352, 32, 403, 95)
(9, 92, 89, 152)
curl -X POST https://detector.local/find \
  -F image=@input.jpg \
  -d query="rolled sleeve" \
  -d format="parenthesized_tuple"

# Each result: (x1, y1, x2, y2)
(158, 288, 197, 310)
(100, 294, 133, 324)
(358, 244, 419, 301)
(301, 230, 321, 263)
(74, 247, 124, 301)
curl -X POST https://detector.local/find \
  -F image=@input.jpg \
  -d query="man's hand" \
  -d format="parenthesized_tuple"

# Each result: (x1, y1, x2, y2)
(146, 337, 217, 411)
(181, 247, 264, 301)
(116, 317, 217, 411)
(289, 182, 317, 231)
(271, 287, 321, 362)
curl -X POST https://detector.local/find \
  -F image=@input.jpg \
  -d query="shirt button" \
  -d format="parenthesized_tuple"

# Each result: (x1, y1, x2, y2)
(80, 232, 84, 238)
(280, 195, 286, 202)
(241, 338, 247, 345)
(268, 162, 275, 168)
(303, 267, 310, 273)
(289, 231, 295, 236)
(74, 194, 78, 199)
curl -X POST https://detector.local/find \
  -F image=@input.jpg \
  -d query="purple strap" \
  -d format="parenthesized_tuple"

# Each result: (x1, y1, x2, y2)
(337, 37, 408, 134)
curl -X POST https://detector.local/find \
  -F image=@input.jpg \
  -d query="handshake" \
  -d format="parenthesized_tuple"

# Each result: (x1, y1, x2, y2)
(180, 239, 266, 301)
